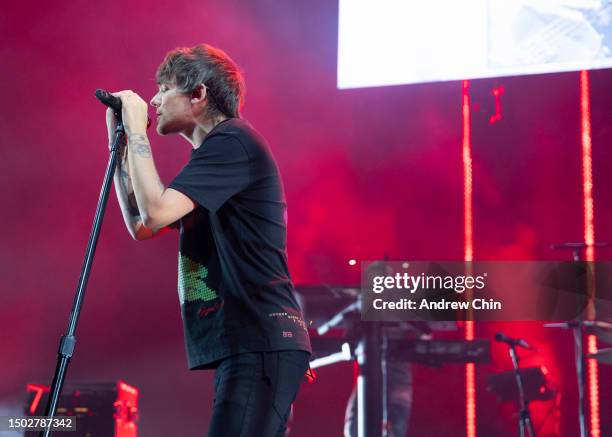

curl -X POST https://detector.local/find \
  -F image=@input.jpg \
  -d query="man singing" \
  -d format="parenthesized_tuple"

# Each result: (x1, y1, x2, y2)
(107, 43, 312, 436)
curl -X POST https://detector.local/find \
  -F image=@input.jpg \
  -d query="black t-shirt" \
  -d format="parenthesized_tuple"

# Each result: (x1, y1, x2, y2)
(168, 118, 311, 369)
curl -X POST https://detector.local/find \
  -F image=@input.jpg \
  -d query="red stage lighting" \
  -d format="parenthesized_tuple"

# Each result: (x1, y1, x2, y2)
(462, 79, 476, 437)
(580, 69, 600, 437)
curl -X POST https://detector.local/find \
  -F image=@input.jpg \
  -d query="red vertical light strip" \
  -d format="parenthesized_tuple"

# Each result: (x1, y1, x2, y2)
(587, 335, 600, 437)
(462, 80, 474, 265)
(580, 69, 600, 437)
(580, 70, 595, 264)
(462, 79, 476, 437)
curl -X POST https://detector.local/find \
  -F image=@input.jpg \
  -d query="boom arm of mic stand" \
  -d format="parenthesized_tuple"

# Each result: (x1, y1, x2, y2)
(39, 123, 125, 437)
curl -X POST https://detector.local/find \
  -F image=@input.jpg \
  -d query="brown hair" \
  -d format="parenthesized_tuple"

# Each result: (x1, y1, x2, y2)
(156, 44, 246, 118)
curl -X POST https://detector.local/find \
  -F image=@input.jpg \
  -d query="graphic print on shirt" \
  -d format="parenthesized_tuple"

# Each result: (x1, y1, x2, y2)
(178, 253, 219, 304)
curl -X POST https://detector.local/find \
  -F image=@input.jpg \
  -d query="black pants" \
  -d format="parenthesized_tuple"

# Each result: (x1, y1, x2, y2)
(207, 350, 310, 437)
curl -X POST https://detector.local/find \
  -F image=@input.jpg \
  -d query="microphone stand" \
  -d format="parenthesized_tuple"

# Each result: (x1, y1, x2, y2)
(507, 343, 536, 437)
(548, 242, 609, 437)
(544, 320, 587, 437)
(39, 122, 125, 437)
(356, 318, 384, 437)
(314, 294, 385, 437)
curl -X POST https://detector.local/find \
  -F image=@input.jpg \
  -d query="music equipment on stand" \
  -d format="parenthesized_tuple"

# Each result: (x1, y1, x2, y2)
(26, 381, 138, 437)
(308, 334, 491, 368)
(296, 284, 491, 437)
(546, 320, 612, 366)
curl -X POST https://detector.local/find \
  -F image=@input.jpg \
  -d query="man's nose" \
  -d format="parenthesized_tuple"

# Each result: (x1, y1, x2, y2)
(150, 94, 160, 107)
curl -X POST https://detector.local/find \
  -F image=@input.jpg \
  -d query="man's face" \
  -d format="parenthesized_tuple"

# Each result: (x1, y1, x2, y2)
(150, 82, 193, 135)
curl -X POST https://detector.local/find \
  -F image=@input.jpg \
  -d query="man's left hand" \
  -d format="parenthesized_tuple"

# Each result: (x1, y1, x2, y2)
(112, 90, 149, 136)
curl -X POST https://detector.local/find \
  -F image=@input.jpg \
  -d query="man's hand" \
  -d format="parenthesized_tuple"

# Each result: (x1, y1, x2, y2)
(111, 90, 149, 136)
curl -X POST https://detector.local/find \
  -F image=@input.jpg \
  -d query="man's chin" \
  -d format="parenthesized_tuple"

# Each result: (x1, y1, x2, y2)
(156, 124, 168, 135)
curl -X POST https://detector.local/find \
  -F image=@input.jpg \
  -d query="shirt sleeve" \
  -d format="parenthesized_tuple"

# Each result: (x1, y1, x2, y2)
(169, 135, 251, 212)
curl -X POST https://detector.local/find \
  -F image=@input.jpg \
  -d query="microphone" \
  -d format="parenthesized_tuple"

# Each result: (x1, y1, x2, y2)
(495, 332, 536, 351)
(95, 89, 122, 115)
(95, 89, 151, 127)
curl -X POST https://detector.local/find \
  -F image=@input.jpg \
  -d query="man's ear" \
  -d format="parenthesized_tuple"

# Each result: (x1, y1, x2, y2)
(191, 84, 207, 104)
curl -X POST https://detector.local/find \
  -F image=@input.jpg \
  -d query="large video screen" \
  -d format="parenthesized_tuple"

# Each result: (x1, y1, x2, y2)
(337, 0, 612, 89)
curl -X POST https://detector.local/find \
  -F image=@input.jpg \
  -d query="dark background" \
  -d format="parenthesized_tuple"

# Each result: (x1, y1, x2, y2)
(1, 1, 611, 436)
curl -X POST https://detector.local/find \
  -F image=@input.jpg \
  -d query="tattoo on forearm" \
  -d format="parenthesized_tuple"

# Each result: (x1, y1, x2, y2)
(128, 134, 152, 158)
(132, 142, 152, 158)
(129, 134, 147, 143)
